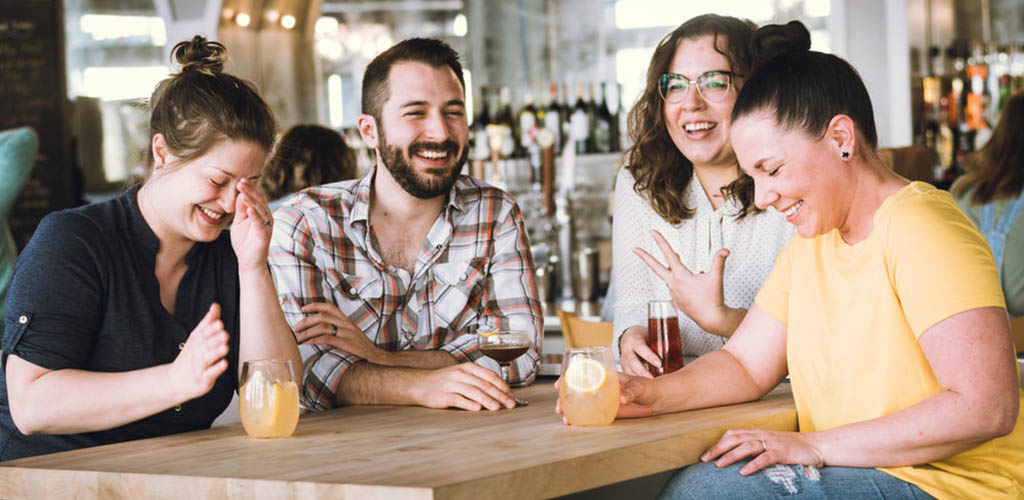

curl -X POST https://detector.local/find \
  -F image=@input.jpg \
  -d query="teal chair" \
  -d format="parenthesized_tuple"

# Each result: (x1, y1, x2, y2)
(1, 127, 39, 334)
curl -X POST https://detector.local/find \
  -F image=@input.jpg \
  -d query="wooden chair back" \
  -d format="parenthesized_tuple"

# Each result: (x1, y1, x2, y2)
(557, 310, 614, 348)
(1011, 316, 1024, 355)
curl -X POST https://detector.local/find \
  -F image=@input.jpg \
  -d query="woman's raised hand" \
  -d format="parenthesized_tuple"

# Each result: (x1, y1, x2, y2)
(230, 178, 274, 272)
(168, 303, 230, 404)
(633, 229, 736, 336)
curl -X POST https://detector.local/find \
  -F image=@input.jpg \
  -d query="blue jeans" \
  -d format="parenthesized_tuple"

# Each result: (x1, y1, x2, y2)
(659, 460, 935, 500)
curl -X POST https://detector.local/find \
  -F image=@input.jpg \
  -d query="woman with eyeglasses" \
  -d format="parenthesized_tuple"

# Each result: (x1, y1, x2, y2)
(613, 14, 794, 377)
(619, 21, 1022, 500)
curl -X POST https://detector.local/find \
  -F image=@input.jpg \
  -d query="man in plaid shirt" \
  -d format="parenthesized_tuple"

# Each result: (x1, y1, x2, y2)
(268, 38, 542, 412)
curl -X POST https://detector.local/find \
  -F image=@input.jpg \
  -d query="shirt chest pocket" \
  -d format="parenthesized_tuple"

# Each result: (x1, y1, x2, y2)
(323, 269, 384, 325)
(431, 257, 488, 327)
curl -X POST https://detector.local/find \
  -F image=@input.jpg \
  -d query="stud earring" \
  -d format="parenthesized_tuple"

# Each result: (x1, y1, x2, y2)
(841, 151, 850, 159)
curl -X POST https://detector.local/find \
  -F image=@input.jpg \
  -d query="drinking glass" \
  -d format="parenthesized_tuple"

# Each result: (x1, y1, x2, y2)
(239, 359, 300, 438)
(647, 300, 684, 376)
(558, 346, 619, 426)
(478, 330, 532, 406)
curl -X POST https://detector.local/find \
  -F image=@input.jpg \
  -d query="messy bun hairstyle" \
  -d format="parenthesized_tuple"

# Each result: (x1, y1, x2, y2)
(144, 35, 275, 176)
(725, 21, 877, 213)
(732, 21, 876, 148)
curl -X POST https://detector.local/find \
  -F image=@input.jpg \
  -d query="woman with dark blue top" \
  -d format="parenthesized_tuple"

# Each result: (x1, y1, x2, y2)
(0, 36, 301, 460)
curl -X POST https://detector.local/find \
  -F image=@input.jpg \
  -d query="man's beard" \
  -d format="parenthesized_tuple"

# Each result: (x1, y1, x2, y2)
(378, 128, 467, 200)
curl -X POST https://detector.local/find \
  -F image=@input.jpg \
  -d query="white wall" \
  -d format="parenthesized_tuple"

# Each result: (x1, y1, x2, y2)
(830, 0, 913, 148)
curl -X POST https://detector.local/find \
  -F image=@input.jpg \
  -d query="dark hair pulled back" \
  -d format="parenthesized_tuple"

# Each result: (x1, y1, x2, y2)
(725, 21, 878, 209)
(145, 35, 276, 175)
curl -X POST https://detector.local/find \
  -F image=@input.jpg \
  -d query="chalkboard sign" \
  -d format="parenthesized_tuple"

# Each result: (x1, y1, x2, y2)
(0, 0, 73, 250)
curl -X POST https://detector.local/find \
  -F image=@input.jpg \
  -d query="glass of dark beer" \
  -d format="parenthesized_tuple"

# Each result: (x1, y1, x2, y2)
(647, 300, 684, 376)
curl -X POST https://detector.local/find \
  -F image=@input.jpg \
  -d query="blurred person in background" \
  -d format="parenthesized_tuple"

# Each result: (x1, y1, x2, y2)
(0, 127, 37, 337)
(952, 89, 1024, 319)
(262, 124, 358, 210)
(613, 14, 794, 376)
(0, 36, 300, 460)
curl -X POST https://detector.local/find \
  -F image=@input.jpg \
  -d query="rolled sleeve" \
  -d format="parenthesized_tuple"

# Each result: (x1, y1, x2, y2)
(300, 345, 364, 411)
(3, 213, 103, 370)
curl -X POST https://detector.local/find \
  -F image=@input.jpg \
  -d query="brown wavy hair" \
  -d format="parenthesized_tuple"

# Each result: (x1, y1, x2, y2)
(144, 36, 276, 178)
(261, 124, 358, 200)
(625, 14, 757, 224)
(951, 89, 1024, 205)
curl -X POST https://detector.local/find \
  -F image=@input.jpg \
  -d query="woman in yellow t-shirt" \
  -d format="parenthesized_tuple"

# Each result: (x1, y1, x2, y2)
(615, 21, 1023, 500)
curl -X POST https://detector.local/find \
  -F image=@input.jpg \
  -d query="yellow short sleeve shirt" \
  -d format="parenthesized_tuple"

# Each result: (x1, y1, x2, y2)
(755, 182, 1024, 500)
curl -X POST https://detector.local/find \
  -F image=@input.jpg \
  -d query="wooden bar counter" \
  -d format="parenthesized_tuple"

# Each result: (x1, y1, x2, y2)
(0, 381, 796, 499)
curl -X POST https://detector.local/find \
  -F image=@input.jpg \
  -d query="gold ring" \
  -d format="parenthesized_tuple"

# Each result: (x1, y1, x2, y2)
(760, 439, 768, 452)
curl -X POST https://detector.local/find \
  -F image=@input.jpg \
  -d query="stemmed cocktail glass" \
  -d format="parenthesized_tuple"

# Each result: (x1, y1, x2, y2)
(478, 330, 532, 407)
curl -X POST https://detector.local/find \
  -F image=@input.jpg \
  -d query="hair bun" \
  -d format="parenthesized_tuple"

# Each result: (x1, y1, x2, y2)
(172, 35, 227, 76)
(750, 21, 811, 68)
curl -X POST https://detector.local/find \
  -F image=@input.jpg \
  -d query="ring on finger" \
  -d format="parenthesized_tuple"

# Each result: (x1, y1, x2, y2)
(331, 325, 338, 335)
(760, 439, 768, 452)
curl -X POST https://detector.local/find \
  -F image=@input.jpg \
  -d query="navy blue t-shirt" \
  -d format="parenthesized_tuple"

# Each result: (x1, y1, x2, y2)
(0, 186, 241, 460)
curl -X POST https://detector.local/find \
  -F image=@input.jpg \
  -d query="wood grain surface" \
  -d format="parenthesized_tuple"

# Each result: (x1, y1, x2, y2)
(0, 381, 796, 499)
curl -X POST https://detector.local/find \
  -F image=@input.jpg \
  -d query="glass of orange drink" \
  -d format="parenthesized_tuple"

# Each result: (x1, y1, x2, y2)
(239, 359, 300, 438)
(559, 346, 620, 426)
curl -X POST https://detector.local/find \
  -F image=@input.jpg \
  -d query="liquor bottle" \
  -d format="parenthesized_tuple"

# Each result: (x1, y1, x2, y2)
(494, 86, 517, 158)
(470, 86, 492, 179)
(964, 41, 988, 131)
(593, 82, 613, 153)
(609, 82, 622, 152)
(585, 83, 598, 153)
(1010, 43, 1024, 93)
(561, 82, 572, 152)
(544, 82, 563, 155)
(570, 82, 590, 154)
(471, 86, 491, 158)
(518, 87, 538, 151)
(920, 47, 943, 152)
(617, 82, 629, 151)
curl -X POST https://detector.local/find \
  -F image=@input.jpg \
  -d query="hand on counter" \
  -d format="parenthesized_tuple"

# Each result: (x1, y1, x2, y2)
(700, 429, 825, 476)
(616, 372, 658, 418)
(553, 372, 657, 424)
(413, 363, 516, 411)
(634, 229, 742, 338)
(169, 303, 230, 403)
(619, 327, 659, 378)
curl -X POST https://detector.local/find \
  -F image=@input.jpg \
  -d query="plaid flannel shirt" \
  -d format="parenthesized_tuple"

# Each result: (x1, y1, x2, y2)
(268, 169, 542, 411)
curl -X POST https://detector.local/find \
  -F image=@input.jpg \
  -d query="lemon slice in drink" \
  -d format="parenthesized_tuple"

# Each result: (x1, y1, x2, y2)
(479, 328, 499, 338)
(565, 357, 607, 394)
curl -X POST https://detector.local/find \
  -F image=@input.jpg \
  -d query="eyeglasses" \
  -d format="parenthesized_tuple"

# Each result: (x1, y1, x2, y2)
(658, 71, 734, 103)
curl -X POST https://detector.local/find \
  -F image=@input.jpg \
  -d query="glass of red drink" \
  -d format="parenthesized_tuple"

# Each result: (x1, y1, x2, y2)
(647, 300, 684, 376)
